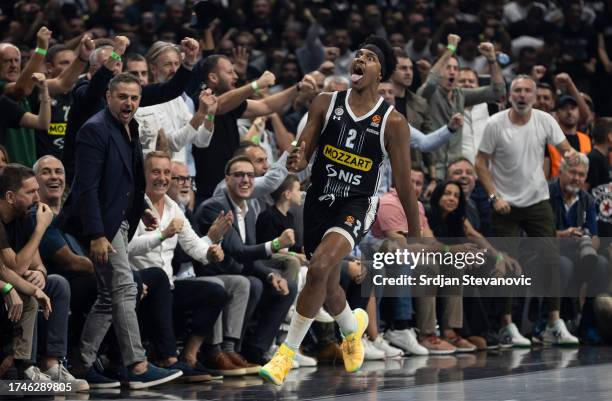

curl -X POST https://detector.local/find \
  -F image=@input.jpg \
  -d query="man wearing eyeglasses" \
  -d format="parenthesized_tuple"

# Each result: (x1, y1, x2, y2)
(168, 162, 195, 215)
(192, 156, 298, 365)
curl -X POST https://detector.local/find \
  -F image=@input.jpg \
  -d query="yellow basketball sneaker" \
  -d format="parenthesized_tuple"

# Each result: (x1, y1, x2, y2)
(341, 308, 369, 373)
(259, 343, 295, 386)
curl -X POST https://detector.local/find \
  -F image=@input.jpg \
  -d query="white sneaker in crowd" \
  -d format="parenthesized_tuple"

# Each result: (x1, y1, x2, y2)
(499, 322, 531, 347)
(22, 366, 52, 381)
(371, 335, 404, 358)
(44, 364, 90, 392)
(542, 319, 579, 346)
(363, 338, 386, 360)
(384, 329, 429, 356)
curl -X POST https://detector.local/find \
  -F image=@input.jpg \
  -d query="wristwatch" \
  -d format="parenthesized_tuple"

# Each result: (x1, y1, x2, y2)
(489, 192, 500, 204)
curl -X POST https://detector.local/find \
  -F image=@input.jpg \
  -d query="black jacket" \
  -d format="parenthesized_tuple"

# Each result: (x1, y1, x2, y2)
(192, 190, 275, 281)
(59, 108, 147, 243)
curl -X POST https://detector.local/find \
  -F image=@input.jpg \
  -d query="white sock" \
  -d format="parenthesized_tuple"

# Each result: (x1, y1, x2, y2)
(333, 302, 357, 336)
(284, 312, 314, 351)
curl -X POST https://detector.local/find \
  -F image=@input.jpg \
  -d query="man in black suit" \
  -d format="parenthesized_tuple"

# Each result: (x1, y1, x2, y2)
(193, 156, 297, 364)
(60, 73, 182, 389)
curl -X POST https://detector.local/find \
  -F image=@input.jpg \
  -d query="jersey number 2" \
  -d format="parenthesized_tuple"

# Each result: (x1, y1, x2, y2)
(345, 129, 357, 149)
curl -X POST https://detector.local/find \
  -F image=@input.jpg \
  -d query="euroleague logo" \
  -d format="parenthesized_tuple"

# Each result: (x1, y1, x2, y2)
(371, 114, 381, 128)
(345, 215, 356, 227)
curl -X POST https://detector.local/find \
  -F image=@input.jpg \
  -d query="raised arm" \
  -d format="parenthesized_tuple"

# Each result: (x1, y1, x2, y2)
(2, 27, 51, 99)
(417, 34, 461, 100)
(411, 113, 462, 152)
(463, 42, 506, 107)
(216, 70, 276, 115)
(554, 73, 593, 127)
(46, 35, 94, 96)
(140, 38, 198, 107)
(242, 74, 316, 119)
(386, 111, 421, 238)
(19, 73, 51, 130)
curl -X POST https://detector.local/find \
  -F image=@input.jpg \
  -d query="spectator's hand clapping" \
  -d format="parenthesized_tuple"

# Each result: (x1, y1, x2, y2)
(198, 89, 218, 115)
(207, 244, 224, 263)
(256, 70, 276, 90)
(36, 26, 52, 50)
(448, 113, 464, 131)
(162, 218, 184, 239)
(207, 210, 233, 243)
(181, 37, 199, 67)
(478, 42, 496, 62)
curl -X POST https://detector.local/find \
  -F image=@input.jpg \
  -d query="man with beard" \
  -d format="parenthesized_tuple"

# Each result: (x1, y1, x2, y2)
(59, 73, 183, 388)
(193, 55, 316, 201)
(260, 36, 421, 385)
(0, 164, 83, 387)
(475, 75, 579, 347)
(546, 94, 592, 179)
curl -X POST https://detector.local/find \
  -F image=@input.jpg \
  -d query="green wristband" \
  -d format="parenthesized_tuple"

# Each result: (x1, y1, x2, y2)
(251, 80, 261, 93)
(110, 51, 122, 61)
(205, 114, 215, 122)
(272, 238, 281, 252)
(496, 253, 504, 262)
(35, 47, 48, 56)
(447, 44, 457, 54)
(1, 283, 14, 295)
(159, 231, 165, 242)
(443, 245, 450, 253)
(288, 251, 297, 257)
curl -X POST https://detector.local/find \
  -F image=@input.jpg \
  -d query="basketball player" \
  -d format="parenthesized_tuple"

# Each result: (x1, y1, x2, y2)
(259, 36, 421, 385)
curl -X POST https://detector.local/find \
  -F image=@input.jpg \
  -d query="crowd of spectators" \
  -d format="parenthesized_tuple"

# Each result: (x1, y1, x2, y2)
(1, 0, 612, 391)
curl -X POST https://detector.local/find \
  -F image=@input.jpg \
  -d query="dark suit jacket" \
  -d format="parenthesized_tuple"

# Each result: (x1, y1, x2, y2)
(192, 190, 274, 281)
(59, 108, 146, 243)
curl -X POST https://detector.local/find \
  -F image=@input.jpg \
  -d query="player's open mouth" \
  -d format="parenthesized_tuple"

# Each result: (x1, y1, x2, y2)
(351, 65, 364, 83)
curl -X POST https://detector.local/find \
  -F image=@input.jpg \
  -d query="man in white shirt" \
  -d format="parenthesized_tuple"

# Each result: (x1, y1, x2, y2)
(134, 41, 216, 168)
(129, 151, 258, 377)
(475, 75, 580, 347)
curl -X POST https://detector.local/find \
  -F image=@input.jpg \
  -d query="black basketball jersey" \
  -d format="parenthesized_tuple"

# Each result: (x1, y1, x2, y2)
(309, 89, 393, 201)
(35, 92, 71, 159)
